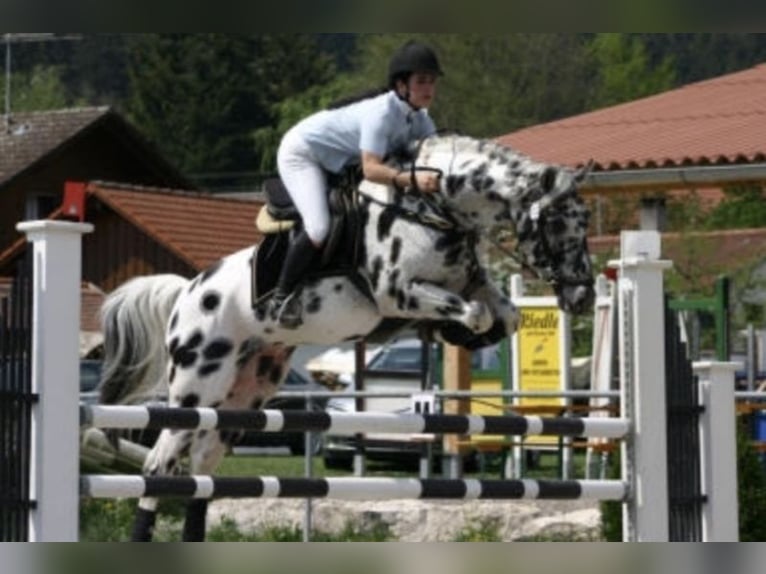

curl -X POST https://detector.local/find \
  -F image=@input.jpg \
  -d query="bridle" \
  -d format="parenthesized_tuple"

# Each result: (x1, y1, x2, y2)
(518, 196, 594, 291)
(403, 137, 594, 292)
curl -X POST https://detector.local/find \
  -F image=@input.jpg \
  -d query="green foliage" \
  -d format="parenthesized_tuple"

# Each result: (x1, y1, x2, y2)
(0, 65, 71, 112)
(252, 75, 360, 173)
(337, 34, 593, 137)
(79, 498, 186, 541)
(79, 498, 137, 542)
(736, 416, 766, 541)
(79, 501, 392, 541)
(665, 190, 707, 233)
(586, 33, 676, 108)
(7, 33, 766, 183)
(452, 517, 502, 541)
(703, 185, 766, 230)
(125, 34, 334, 181)
(599, 450, 623, 541)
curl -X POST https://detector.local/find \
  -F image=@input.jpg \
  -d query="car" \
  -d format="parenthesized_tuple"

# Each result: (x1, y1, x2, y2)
(322, 337, 504, 470)
(232, 367, 330, 455)
(79, 359, 103, 405)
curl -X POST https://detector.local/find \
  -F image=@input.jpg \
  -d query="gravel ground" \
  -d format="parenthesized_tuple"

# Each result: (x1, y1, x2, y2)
(207, 497, 603, 541)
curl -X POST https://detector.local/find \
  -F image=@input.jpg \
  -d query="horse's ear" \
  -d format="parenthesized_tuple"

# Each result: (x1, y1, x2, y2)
(575, 160, 594, 183)
(541, 167, 558, 192)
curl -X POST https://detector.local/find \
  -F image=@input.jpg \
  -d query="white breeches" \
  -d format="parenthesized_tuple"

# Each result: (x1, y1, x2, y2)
(277, 128, 330, 245)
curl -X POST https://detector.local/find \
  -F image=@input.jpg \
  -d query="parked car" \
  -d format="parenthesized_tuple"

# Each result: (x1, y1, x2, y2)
(79, 359, 103, 405)
(233, 367, 330, 455)
(322, 337, 503, 470)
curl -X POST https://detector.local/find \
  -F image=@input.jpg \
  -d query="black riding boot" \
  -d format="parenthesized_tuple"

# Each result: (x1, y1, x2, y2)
(269, 230, 320, 328)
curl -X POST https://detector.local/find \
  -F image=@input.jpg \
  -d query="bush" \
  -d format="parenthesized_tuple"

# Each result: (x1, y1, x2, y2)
(599, 449, 622, 541)
(736, 416, 766, 541)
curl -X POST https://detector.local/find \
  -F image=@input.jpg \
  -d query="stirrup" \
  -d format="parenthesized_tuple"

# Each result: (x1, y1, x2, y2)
(269, 291, 302, 329)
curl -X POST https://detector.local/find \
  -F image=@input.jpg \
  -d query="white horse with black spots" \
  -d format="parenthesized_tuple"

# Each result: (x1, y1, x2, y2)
(98, 134, 595, 540)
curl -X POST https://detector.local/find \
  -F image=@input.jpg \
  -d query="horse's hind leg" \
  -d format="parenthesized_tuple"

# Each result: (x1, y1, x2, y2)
(181, 431, 228, 542)
(131, 427, 197, 541)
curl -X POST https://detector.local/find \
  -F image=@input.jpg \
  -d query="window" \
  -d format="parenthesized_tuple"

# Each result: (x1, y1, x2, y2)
(471, 343, 502, 371)
(368, 346, 423, 372)
(24, 193, 59, 220)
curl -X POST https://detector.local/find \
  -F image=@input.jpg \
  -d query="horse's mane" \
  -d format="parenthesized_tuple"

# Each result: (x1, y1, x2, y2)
(416, 133, 555, 199)
(421, 133, 542, 170)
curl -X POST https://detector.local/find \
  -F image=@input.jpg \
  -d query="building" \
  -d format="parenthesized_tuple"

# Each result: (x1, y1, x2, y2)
(0, 106, 194, 256)
(497, 62, 766, 237)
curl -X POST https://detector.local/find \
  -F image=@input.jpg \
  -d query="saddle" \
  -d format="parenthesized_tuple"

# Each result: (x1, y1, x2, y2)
(251, 169, 369, 307)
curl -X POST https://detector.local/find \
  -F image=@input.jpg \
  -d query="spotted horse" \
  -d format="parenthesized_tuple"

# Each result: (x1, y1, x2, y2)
(97, 134, 595, 541)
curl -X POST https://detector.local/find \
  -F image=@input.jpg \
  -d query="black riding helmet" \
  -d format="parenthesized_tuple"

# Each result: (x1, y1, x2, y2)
(387, 40, 444, 89)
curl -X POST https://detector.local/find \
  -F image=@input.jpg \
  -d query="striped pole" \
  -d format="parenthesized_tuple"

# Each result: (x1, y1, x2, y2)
(81, 475, 627, 501)
(81, 406, 630, 439)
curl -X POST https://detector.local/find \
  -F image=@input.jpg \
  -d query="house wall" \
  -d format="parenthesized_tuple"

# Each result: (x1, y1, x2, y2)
(0, 124, 186, 256)
(82, 202, 197, 293)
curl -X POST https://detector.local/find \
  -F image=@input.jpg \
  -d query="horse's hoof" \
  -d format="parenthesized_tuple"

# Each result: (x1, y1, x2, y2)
(466, 302, 493, 333)
(277, 298, 303, 329)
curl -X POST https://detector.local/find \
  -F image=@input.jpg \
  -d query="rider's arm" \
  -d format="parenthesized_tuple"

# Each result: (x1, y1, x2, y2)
(361, 151, 439, 192)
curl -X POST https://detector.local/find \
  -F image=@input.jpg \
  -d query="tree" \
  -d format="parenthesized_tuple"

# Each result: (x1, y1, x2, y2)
(703, 185, 766, 230)
(347, 34, 594, 136)
(125, 34, 334, 186)
(586, 33, 676, 109)
(0, 65, 70, 112)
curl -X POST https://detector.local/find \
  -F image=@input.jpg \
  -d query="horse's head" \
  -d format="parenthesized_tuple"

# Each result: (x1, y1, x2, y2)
(513, 163, 595, 315)
(411, 135, 595, 314)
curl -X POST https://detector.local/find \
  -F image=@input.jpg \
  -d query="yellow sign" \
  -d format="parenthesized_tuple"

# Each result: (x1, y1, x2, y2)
(518, 307, 562, 408)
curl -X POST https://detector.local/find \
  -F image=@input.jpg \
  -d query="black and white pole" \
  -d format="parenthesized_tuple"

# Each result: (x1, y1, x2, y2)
(81, 475, 628, 502)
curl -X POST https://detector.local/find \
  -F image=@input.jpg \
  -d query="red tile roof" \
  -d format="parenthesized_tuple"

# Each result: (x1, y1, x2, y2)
(88, 182, 264, 270)
(497, 63, 766, 172)
(0, 182, 264, 272)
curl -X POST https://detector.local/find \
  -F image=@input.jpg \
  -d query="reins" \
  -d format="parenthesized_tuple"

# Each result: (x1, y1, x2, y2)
(412, 136, 593, 291)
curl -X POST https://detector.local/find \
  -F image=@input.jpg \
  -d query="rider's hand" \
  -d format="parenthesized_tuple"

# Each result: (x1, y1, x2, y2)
(414, 171, 441, 193)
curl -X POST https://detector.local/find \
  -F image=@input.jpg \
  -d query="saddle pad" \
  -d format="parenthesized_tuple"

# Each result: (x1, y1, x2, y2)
(255, 207, 295, 234)
(358, 180, 397, 205)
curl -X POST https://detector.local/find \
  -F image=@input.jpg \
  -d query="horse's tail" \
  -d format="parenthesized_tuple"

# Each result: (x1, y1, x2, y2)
(98, 274, 189, 406)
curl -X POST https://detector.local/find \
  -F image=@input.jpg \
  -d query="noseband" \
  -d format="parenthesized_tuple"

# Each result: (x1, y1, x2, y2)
(523, 198, 594, 291)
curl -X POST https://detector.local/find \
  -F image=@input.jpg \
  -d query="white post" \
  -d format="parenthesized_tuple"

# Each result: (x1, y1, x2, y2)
(611, 230, 672, 542)
(18, 220, 93, 542)
(693, 361, 740, 542)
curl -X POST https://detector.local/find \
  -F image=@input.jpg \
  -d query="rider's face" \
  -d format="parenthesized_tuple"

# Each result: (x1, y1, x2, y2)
(403, 72, 438, 109)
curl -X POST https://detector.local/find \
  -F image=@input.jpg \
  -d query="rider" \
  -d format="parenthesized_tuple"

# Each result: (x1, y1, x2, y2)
(268, 40, 444, 328)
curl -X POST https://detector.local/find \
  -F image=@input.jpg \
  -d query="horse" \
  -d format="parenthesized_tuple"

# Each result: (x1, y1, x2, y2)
(97, 134, 595, 541)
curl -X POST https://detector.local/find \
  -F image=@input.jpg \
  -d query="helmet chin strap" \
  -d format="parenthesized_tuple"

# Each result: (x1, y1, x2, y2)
(396, 84, 421, 111)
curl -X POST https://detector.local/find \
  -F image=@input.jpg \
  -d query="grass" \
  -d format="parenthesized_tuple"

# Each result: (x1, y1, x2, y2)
(216, 448, 590, 480)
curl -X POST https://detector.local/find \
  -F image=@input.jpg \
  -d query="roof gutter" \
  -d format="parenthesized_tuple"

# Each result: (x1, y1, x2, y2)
(580, 162, 766, 192)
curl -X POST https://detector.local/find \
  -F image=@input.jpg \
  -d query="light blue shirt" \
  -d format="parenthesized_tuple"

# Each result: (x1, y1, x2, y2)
(293, 90, 437, 173)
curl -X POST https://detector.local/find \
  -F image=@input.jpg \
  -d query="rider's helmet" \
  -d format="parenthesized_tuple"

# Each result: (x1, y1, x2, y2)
(387, 40, 444, 89)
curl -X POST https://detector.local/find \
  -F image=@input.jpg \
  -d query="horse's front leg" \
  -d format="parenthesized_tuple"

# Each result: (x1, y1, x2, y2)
(416, 279, 520, 351)
(470, 279, 520, 337)
(400, 280, 494, 334)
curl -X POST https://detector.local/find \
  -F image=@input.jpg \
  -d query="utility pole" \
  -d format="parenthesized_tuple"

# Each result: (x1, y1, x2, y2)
(3, 33, 81, 133)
